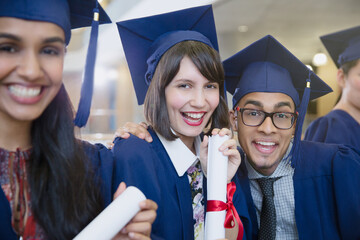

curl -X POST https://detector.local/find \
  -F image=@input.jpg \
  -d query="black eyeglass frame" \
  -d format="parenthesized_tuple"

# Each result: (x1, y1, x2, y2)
(236, 107, 298, 130)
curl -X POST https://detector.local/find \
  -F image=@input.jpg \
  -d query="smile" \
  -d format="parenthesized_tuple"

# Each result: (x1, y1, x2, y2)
(254, 141, 277, 153)
(182, 112, 205, 126)
(9, 84, 41, 98)
(7, 84, 44, 104)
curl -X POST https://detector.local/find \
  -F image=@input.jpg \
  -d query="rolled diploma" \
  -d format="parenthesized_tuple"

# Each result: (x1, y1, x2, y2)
(205, 134, 229, 240)
(74, 186, 146, 240)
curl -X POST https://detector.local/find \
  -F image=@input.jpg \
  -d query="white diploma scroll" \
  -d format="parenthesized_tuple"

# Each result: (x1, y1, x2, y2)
(205, 134, 229, 240)
(74, 186, 146, 240)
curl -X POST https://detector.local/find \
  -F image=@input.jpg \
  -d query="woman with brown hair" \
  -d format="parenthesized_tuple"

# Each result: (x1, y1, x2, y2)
(112, 5, 242, 240)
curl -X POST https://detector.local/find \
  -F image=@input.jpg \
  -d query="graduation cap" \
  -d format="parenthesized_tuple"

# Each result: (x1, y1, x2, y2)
(0, 0, 112, 127)
(320, 25, 360, 68)
(223, 35, 332, 166)
(116, 5, 219, 105)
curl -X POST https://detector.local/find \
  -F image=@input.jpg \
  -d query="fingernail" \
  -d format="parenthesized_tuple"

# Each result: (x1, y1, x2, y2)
(128, 232, 135, 238)
(139, 201, 145, 207)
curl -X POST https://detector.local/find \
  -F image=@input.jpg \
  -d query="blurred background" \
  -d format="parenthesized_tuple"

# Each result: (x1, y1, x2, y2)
(64, 0, 360, 144)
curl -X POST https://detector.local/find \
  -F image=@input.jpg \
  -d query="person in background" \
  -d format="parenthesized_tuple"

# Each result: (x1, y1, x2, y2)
(225, 35, 360, 240)
(304, 25, 360, 149)
(0, 1, 156, 239)
(112, 5, 243, 240)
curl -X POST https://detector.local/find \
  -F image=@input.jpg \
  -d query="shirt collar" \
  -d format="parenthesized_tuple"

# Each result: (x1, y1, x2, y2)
(245, 142, 294, 179)
(157, 132, 201, 177)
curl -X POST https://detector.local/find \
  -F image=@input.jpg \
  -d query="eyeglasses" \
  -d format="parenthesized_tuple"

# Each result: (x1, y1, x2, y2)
(236, 107, 297, 130)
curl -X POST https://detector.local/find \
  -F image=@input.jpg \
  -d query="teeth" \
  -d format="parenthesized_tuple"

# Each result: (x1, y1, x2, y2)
(184, 112, 204, 119)
(256, 141, 275, 146)
(186, 118, 200, 123)
(8, 85, 41, 98)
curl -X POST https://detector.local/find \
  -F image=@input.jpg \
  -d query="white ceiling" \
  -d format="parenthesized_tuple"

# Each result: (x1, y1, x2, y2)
(214, 0, 360, 62)
(65, 0, 360, 71)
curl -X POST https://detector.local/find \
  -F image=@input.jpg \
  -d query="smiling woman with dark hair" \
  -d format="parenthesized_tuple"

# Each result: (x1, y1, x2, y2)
(144, 40, 230, 141)
(0, 1, 157, 239)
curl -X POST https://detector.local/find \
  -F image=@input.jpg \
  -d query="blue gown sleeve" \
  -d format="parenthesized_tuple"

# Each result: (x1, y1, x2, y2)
(82, 141, 114, 207)
(112, 136, 162, 203)
(112, 135, 164, 240)
(332, 145, 360, 239)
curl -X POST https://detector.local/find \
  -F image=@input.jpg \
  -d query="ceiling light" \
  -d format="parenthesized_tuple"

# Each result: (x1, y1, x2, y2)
(237, 25, 248, 33)
(312, 52, 327, 66)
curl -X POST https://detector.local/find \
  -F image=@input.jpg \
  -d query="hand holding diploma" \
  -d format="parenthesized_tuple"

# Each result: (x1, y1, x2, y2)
(112, 183, 157, 240)
(200, 128, 241, 182)
(200, 128, 242, 240)
(74, 182, 157, 240)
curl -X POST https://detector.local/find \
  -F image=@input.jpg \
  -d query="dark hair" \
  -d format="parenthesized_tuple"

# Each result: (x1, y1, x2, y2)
(28, 85, 103, 240)
(335, 59, 360, 104)
(144, 40, 229, 141)
(340, 59, 359, 75)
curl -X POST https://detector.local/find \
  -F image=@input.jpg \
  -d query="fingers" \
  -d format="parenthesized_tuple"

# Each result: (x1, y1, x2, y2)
(112, 231, 150, 240)
(199, 135, 209, 176)
(211, 128, 220, 135)
(114, 122, 153, 143)
(107, 142, 115, 149)
(201, 135, 209, 149)
(130, 209, 157, 224)
(211, 128, 232, 138)
(113, 182, 127, 199)
(132, 199, 157, 225)
(139, 199, 158, 212)
(126, 232, 151, 240)
(139, 122, 149, 129)
(218, 139, 237, 152)
(118, 200, 157, 239)
(222, 149, 241, 163)
(121, 222, 152, 237)
(219, 139, 240, 164)
(114, 126, 131, 139)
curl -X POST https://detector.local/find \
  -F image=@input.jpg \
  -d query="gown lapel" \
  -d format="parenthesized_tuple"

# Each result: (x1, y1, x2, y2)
(175, 174, 195, 240)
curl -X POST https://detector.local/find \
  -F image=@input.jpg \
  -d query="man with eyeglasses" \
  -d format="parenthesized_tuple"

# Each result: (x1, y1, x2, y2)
(115, 35, 360, 240)
(225, 35, 360, 240)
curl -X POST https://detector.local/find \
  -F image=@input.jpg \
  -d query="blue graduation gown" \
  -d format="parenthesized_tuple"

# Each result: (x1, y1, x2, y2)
(304, 109, 360, 149)
(0, 142, 114, 240)
(236, 141, 360, 240)
(112, 128, 253, 240)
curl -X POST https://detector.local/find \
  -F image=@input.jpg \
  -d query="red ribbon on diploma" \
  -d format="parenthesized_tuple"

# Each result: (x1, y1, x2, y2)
(206, 182, 244, 240)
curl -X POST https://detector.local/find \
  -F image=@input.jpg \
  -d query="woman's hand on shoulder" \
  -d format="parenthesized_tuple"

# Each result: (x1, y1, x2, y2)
(113, 122, 153, 143)
(112, 182, 157, 240)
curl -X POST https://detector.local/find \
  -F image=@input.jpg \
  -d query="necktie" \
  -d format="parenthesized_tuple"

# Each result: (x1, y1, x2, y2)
(257, 177, 281, 240)
(187, 161, 204, 239)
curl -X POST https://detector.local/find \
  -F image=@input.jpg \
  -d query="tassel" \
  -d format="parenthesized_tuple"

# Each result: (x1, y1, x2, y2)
(290, 71, 311, 167)
(74, 4, 100, 127)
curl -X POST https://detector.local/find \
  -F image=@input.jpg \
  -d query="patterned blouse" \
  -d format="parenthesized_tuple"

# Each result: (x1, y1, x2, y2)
(0, 148, 46, 239)
(187, 160, 204, 240)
